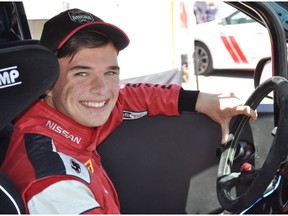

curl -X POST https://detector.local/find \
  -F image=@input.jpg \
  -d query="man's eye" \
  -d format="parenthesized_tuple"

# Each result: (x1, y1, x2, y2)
(75, 72, 88, 77)
(106, 71, 119, 76)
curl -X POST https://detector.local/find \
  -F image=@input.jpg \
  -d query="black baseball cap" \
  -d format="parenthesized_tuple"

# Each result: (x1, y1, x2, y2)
(40, 8, 130, 52)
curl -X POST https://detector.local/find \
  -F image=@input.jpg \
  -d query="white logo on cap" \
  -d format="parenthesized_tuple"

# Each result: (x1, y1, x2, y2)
(68, 9, 95, 24)
(0, 66, 22, 89)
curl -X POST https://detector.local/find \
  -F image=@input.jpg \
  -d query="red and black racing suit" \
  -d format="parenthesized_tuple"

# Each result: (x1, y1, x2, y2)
(1, 83, 199, 214)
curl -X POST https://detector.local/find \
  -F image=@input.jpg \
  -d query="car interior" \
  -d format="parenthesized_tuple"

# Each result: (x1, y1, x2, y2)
(0, 1, 288, 214)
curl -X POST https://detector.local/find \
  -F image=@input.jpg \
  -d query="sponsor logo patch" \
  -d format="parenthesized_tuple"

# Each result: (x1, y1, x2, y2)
(46, 120, 82, 144)
(123, 110, 147, 120)
(59, 153, 91, 184)
(68, 9, 94, 24)
(70, 159, 81, 173)
(0, 66, 22, 89)
(84, 159, 94, 173)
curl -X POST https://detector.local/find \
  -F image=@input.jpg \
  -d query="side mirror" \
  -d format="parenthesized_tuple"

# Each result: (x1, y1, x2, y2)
(221, 18, 227, 25)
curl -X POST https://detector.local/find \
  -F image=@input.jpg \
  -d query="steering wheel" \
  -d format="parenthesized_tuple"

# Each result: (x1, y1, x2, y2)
(217, 76, 288, 213)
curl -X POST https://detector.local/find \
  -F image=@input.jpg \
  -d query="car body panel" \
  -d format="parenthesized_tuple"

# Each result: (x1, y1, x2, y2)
(194, 9, 271, 74)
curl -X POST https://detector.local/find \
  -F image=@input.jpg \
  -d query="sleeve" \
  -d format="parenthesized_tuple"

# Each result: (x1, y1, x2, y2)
(96, 83, 201, 145)
(119, 83, 200, 115)
(178, 89, 200, 112)
(26, 180, 104, 214)
(119, 83, 182, 116)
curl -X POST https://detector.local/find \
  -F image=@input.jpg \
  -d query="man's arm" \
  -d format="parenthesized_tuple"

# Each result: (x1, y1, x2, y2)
(26, 180, 105, 214)
(179, 90, 257, 144)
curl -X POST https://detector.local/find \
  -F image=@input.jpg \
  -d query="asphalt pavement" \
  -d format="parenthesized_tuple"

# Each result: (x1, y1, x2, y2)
(182, 70, 257, 102)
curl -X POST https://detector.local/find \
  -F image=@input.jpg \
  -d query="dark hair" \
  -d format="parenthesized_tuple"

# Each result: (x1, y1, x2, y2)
(55, 31, 113, 59)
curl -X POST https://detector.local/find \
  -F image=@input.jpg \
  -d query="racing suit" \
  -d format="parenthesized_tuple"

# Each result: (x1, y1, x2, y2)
(0, 83, 199, 214)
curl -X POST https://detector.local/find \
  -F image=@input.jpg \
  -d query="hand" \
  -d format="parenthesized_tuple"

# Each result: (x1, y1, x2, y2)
(195, 92, 257, 144)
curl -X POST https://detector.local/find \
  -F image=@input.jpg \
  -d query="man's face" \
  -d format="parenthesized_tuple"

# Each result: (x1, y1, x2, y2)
(45, 42, 120, 127)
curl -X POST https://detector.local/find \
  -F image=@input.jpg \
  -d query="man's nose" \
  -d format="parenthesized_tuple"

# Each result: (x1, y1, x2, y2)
(90, 77, 108, 95)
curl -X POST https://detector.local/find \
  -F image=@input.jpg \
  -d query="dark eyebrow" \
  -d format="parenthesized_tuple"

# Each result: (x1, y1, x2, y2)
(69, 65, 120, 71)
(69, 65, 91, 71)
(109, 65, 121, 71)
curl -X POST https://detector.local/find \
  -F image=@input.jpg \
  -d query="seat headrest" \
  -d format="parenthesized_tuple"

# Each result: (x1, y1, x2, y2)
(0, 39, 39, 49)
(0, 43, 59, 130)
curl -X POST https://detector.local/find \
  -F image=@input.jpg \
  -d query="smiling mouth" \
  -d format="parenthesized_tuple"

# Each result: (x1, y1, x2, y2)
(80, 101, 106, 108)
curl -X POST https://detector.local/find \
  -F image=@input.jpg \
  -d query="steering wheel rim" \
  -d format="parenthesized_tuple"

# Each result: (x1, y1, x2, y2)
(217, 76, 288, 213)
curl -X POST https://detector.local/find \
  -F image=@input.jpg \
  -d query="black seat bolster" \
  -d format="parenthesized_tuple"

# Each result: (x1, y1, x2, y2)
(0, 124, 13, 166)
(0, 39, 39, 49)
(0, 41, 59, 214)
(0, 171, 25, 214)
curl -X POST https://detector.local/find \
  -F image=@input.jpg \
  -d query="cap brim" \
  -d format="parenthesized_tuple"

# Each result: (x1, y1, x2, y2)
(58, 21, 130, 51)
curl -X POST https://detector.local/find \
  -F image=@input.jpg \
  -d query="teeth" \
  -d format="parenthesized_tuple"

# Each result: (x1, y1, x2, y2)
(81, 101, 105, 108)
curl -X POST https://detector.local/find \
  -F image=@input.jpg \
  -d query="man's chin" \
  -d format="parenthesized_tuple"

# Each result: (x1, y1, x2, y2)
(80, 117, 109, 128)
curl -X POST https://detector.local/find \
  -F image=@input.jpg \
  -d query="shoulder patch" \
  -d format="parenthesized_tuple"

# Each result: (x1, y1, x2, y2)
(25, 133, 90, 183)
(58, 153, 90, 183)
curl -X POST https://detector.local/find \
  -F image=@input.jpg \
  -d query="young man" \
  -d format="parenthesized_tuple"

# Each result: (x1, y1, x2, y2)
(0, 8, 257, 214)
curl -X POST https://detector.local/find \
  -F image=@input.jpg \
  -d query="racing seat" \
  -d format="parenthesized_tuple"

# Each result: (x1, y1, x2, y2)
(0, 42, 59, 213)
(98, 109, 254, 213)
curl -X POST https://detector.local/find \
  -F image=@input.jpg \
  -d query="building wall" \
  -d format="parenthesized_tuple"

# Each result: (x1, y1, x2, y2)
(28, 20, 47, 40)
